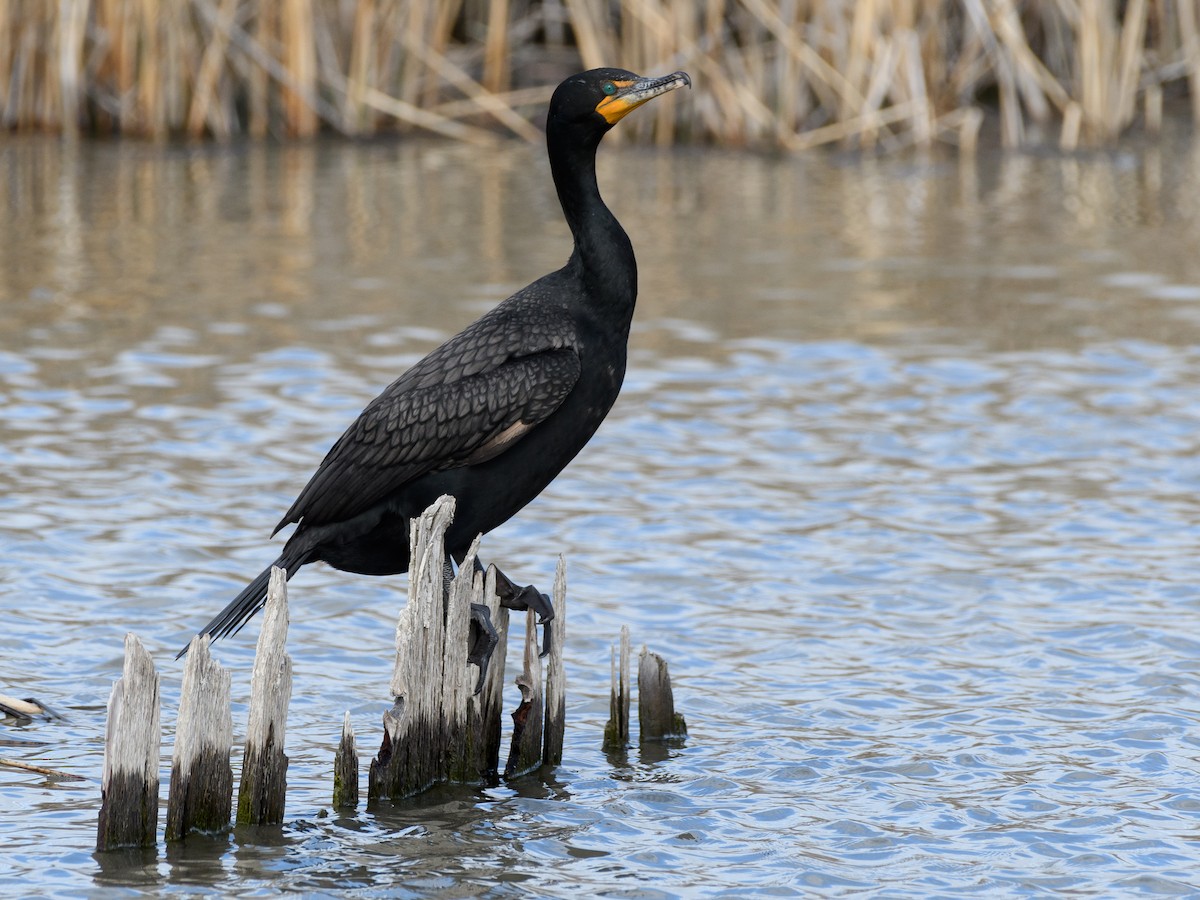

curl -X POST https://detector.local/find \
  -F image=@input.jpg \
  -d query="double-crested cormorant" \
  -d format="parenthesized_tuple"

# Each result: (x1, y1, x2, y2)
(184, 68, 690, 666)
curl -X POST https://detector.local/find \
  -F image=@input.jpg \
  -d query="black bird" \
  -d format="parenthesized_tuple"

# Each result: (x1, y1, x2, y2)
(184, 68, 691, 665)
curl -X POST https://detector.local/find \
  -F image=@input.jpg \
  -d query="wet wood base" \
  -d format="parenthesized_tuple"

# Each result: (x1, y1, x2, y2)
(333, 711, 358, 810)
(236, 567, 292, 826)
(638, 648, 687, 742)
(97, 634, 160, 852)
(166, 636, 233, 840)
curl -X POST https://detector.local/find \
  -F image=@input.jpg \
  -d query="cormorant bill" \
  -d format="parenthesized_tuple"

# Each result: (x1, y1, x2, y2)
(182, 68, 691, 683)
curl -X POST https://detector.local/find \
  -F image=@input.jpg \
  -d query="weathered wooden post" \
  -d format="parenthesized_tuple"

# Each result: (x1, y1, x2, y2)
(638, 647, 687, 742)
(369, 495, 570, 797)
(474, 564, 509, 779)
(166, 635, 233, 839)
(602, 626, 631, 752)
(97, 634, 161, 852)
(369, 496, 498, 800)
(542, 556, 567, 767)
(504, 608, 544, 778)
(332, 711, 358, 810)
(236, 566, 292, 825)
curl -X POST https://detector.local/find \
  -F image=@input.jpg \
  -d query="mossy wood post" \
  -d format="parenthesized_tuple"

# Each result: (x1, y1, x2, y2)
(97, 634, 161, 851)
(369, 496, 506, 800)
(638, 648, 687, 742)
(166, 635, 233, 839)
(542, 556, 567, 767)
(332, 711, 358, 810)
(603, 625, 631, 751)
(236, 566, 293, 826)
(504, 607, 544, 778)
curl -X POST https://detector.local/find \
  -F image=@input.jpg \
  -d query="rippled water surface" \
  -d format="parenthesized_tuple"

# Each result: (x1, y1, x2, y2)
(4, 128, 1200, 896)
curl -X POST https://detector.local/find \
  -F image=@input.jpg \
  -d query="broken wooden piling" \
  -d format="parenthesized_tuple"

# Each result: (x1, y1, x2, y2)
(369, 494, 568, 798)
(236, 566, 293, 826)
(166, 635, 233, 839)
(638, 648, 687, 742)
(332, 711, 358, 810)
(504, 607, 544, 778)
(603, 626, 632, 752)
(604, 629, 686, 749)
(542, 556, 567, 767)
(369, 496, 507, 800)
(97, 634, 160, 852)
(98, 495, 573, 847)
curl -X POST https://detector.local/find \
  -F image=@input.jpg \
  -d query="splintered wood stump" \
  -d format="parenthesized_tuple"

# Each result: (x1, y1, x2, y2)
(97, 634, 161, 852)
(504, 607, 544, 778)
(369, 496, 504, 801)
(166, 635, 233, 839)
(638, 647, 687, 741)
(603, 625, 631, 752)
(332, 711, 358, 810)
(542, 556, 567, 767)
(369, 495, 568, 798)
(237, 566, 292, 826)
(475, 564, 509, 780)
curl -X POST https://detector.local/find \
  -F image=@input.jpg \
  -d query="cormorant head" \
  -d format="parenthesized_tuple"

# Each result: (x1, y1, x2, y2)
(548, 68, 691, 136)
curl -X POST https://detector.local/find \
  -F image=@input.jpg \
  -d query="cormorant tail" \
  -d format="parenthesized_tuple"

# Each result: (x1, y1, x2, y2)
(177, 549, 309, 658)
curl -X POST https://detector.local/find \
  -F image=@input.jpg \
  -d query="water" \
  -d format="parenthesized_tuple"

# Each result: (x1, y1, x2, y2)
(3, 127, 1200, 896)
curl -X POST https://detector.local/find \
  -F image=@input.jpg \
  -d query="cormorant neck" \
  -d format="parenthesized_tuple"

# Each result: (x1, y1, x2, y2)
(547, 121, 637, 314)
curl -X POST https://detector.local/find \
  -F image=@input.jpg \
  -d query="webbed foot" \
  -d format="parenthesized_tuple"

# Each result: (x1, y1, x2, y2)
(467, 602, 499, 695)
(479, 560, 554, 658)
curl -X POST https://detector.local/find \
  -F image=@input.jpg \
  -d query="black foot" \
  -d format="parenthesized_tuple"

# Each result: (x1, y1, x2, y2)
(468, 603, 499, 695)
(479, 560, 554, 659)
(445, 557, 500, 695)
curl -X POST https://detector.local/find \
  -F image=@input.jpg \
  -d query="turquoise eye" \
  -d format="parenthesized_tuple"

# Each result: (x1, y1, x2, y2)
(602, 82, 617, 96)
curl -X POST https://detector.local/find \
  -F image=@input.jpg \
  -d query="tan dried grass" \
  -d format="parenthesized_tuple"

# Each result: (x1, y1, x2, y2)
(0, 0, 1195, 149)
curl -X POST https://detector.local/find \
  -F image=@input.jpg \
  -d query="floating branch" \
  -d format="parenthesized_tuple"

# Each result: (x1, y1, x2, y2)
(0, 694, 59, 721)
(97, 634, 161, 852)
(236, 567, 293, 826)
(166, 635, 233, 840)
(0, 757, 83, 781)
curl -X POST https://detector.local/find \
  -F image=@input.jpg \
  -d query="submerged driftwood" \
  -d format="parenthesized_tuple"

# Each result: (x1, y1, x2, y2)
(97, 634, 161, 852)
(0, 694, 59, 720)
(166, 635, 233, 839)
(236, 567, 293, 826)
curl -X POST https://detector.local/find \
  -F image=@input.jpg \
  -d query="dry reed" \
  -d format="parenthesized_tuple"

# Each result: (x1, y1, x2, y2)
(1, 0, 1197, 150)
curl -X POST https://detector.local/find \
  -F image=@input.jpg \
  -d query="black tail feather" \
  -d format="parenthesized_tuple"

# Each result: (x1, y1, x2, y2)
(177, 551, 307, 659)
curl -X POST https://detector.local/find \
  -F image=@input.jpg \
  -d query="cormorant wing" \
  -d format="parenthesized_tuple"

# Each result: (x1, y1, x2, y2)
(272, 322, 581, 534)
